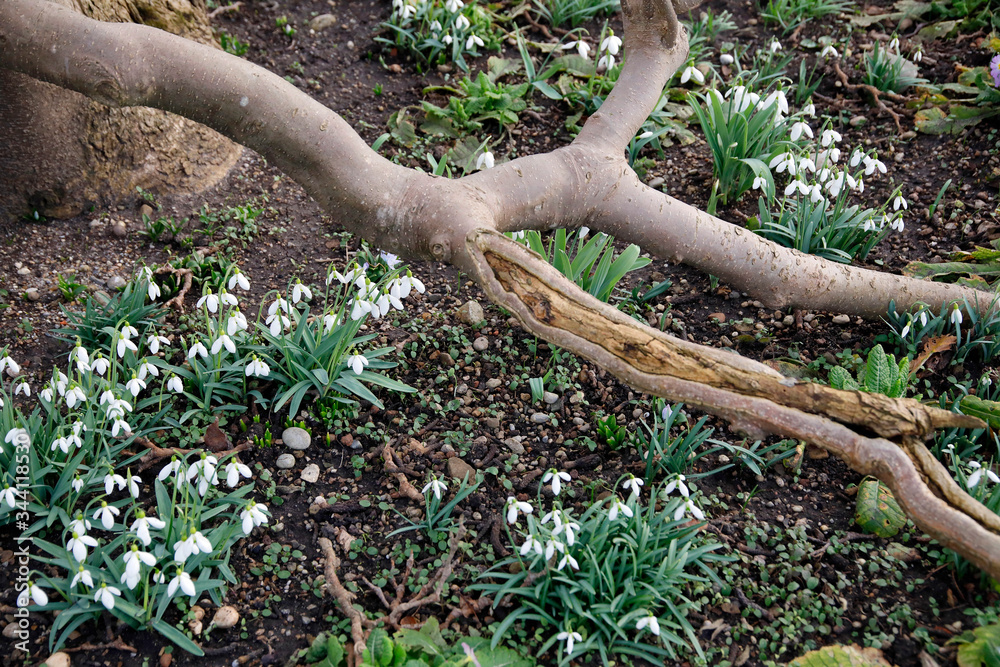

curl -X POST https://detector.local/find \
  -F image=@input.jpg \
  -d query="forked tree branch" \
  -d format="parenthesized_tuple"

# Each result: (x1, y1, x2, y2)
(1, 0, 997, 578)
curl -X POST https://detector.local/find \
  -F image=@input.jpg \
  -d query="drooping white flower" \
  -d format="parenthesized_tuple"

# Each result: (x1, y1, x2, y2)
(664, 474, 689, 498)
(167, 568, 197, 598)
(789, 121, 813, 141)
(967, 461, 1000, 488)
(476, 151, 495, 170)
(820, 129, 842, 147)
(187, 340, 209, 360)
(72, 474, 85, 492)
(167, 375, 184, 393)
(597, 53, 615, 71)
(680, 64, 704, 85)
(553, 519, 580, 546)
(542, 469, 571, 496)
(0, 356, 21, 376)
(0, 484, 18, 509)
(111, 418, 132, 437)
(121, 544, 157, 590)
(519, 534, 544, 557)
(226, 309, 248, 336)
(422, 478, 448, 500)
(67, 531, 98, 562)
(890, 216, 905, 233)
(211, 335, 236, 356)
(71, 346, 91, 374)
(94, 583, 121, 610)
(601, 34, 622, 56)
(762, 88, 789, 116)
(454, 15, 470, 30)
(912, 48, 922, 63)
(71, 565, 94, 589)
(608, 498, 633, 521)
(622, 475, 644, 498)
(505, 496, 533, 524)
(752, 176, 769, 191)
(769, 152, 797, 176)
(346, 354, 369, 375)
(245, 356, 270, 378)
(951, 304, 964, 326)
(224, 460, 252, 488)
(240, 501, 270, 535)
(130, 510, 165, 546)
(445, 0, 463, 11)
(173, 529, 213, 563)
(158, 457, 183, 482)
(93, 502, 120, 530)
(562, 40, 591, 59)
(104, 472, 127, 495)
(228, 268, 251, 291)
(544, 539, 564, 561)
(636, 614, 661, 636)
(466, 34, 484, 50)
(557, 553, 579, 571)
(68, 512, 91, 536)
(893, 194, 908, 211)
(820, 44, 839, 58)
(802, 100, 816, 116)
(674, 498, 706, 521)
(17, 581, 48, 608)
(90, 355, 110, 375)
(863, 155, 887, 176)
(126, 471, 141, 499)
(13, 381, 30, 397)
(197, 291, 220, 313)
(784, 179, 810, 197)
(769, 39, 782, 53)
(125, 374, 146, 398)
(556, 630, 583, 656)
(888, 35, 900, 52)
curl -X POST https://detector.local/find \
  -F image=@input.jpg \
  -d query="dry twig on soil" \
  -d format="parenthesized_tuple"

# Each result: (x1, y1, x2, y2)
(318, 536, 373, 658)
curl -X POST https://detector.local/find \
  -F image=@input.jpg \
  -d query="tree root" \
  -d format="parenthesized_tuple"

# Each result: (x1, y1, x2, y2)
(207, 2, 241, 19)
(131, 436, 248, 472)
(833, 62, 906, 133)
(318, 536, 372, 658)
(383, 442, 424, 503)
(61, 638, 137, 653)
(361, 519, 467, 630)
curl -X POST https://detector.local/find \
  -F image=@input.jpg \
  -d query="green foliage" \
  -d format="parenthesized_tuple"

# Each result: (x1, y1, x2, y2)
(422, 72, 530, 134)
(635, 402, 729, 485)
(377, 0, 500, 73)
(218, 32, 249, 56)
(886, 296, 1000, 365)
(760, 0, 853, 34)
(827, 345, 912, 398)
(533, 0, 619, 28)
(596, 412, 629, 449)
(57, 274, 87, 302)
(854, 477, 906, 538)
(389, 473, 480, 543)
(53, 280, 165, 355)
(952, 621, 1000, 667)
(863, 43, 927, 94)
(301, 619, 535, 667)
(515, 228, 650, 303)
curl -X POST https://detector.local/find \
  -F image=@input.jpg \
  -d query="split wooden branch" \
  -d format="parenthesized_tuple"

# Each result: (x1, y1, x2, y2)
(318, 537, 372, 658)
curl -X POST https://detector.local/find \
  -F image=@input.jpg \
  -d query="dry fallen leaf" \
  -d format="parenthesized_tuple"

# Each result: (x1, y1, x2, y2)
(203, 417, 230, 452)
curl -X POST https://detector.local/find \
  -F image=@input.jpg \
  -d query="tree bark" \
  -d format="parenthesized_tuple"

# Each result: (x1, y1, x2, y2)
(1, 0, 997, 579)
(0, 0, 240, 219)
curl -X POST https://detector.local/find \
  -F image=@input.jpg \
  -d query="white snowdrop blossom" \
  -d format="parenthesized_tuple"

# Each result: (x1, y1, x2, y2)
(125, 374, 146, 398)
(126, 472, 141, 499)
(968, 461, 1000, 488)
(762, 88, 789, 116)
(674, 498, 706, 521)
(67, 531, 98, 562)
(147, 334, 170, 355)
(802, 100, 816, 116)
(240, 501, 270, 535)
(785, 179, 810, 197)
(228, 269, 250, 291)
(93, 583, 121, 610)
(542, 469, 571, 496)
(227, 309, 248, 336)
(197, 291, 220, 313)
(770, 39, 783, 53)
(445, 0, 463, 12)
(17, 581, 48, 608)
(810, 184, 826, 205)
(158, 457, 183, 482)
(403, 271, 425, 295)
(0, 484, 19, 509)
(167, 375, 184, 393)
(553, 518, 580, 546)
(131, 510, 166, 546)
(455, 15, 470, 30)
(893, 194, 908, 211)
(93, 502, 120, 530)
(68, 512, 91, 536)
(720, 53, 734, 65)
(601, 34, 622, 56)
(912, 48, 922, 63)
(466, 34, 484, 50)
(821, 129, 842, 147)
(505, 496, 533, 524)
(951, 304, 964, 326)
(520, 534, 544, 557)
(14, 381, 30, 397)
(636, 615, 661, 636)
(71, 565, 94, 589)
(422, 478, 448, 500)
(211, 335, 236, 356)
(820, 44, 839, 58)
(789, 121, 813, 141)
(187, 340, 209, 360)
(608, 497, 633, 521)
(173, 529, 213, 563)
(680, 64, 704, 85)
(476, 151, 495, 170)
(888, 35, 899, 52)
(890, 216, 904, 233)
(752, 176, 769, 191)
(104, 472, 126, 495)
(347, 354, 369, 375)
(90, 355, 110, 375)
(111, 418, 132, 437)
(115, 333, 138, 358)
(562, 40, 591, 59)
(167, 568, 197, 598)
(71, 346, 91, 373)
(597, 53, 616, 71)
(556, 630, 583, 656)
(121, 544, 157, 590)
(770, 152, 797, 176)
(798, 157, 816, 173)
(622, 475, 644, 498)
(664, 474, 690, 498)
(557, 553, 579, 571)
(0, 356, 21, 376)
(65, 385, 87, 409)
(222, 460, 251, 488)
(544, 539, 564, 561)
(245, 356, 270, 378)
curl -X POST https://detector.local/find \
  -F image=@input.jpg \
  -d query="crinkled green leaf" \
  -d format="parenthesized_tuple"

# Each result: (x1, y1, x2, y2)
(855, 478, 906, 538)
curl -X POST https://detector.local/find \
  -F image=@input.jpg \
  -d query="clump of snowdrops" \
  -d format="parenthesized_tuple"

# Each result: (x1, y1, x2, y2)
(378, 0, 500, 73)
(473, 470, 730, 665)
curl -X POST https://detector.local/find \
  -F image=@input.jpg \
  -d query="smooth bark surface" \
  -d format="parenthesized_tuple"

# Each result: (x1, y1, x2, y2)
(1, 0, 997, 578)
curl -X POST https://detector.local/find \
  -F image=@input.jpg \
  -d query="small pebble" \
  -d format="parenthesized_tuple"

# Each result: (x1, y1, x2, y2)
(832, 314, 851, 325)
(282, 427, 311, 451)
(473, 336, 489, 352)
(24, 288, 39, 302)
(276, 454, 295, 469)
(530, 413, 549, 424)
(300, 463, 320, 483)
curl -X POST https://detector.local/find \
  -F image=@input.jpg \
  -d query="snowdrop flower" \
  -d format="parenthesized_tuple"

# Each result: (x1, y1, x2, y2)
(520, 534, 544, 557)
(226, 309, 248, 336)
(126, 471, 141, 499)
(455, 15, 470, 30)
(166, 567, 197, 599)
(890, 216, 905, 233)
(442, 33, 453, 45)
(346, 354, 369, 375)
(268, 296, 290, 317)
(820, 44, 839, 58)
(138, 358, 161, 378)
(505, 496, 533, 524)
(220, 460, 250, 489)
(71, 476, 84, 493)
(158, 457, 183, 483)
(17, 581, 48, 608)
(622, 475, 644, 498)
(789, 121, 813, 141)
(51, 435, 72, 455)
(951, 304, 964, 326)
(0, 355, 20, 376)
(562, 40, 591, 59)
(64, 384, 87, 409)
(71, 565, 94, 589)
(67, 531, 98, 562)
(121, 544, 157, 590)
(267, 312, 291, 335)
(798, 156, 816, 173)
(785, 179, 810, 197)
(116, 334, 138, 358)
(445, 0, 463, 11)
(893, 194, 908, 211)
(111, 418, 132, 437)
(608, 497, 633, 520)
(0, 483, 18, 509)
(854, 177, 865, 194)
(826, 172, 847, 197)
(197, 291, 220, 313)
(240, 501, 270, 535)
(422, 477, 448, 500)
(888, 35, 899, 52)
(125, 374, 146, 398)
(166, 375, 184, 393)
(597, 53, 616, 71)
(720, 53, 734, 65)
(769, 152, 797, 176)
(752, 176, 769, 191)
(187, 340, 209, 360)
(147, 279, 161, 301)
(71, 345, 91, 374)
(864, 155, 887, 176)
(93, 583, 121, 610)
(556, 630, 583, 656)
(211, 334, 236, 356)
(601, 34, 622, 56)
(229, 268, 250, 291)
(664, 474, 689, 498)
(544, 539, 564, 561)
(542, 469, 571, 496)
(762, 88, 789, 116)
(553, 519, 580, 546)
(146, 334, 169, 355)
(476, 151, 495, 170)
(466, 34, 484, 50)
(809, 184, 826, 204)
(39, 387, 52, 404)
(636, 615, 661, 636)
(769, 39, 782, 53)
(802, 100, 816, 116)
(821, 128, 842, 147)
(173, 529, 213, 563)
(900, 320, 911, 338)
(68, 512, 91, 535)
(675, 498, 706, 521)
(557, 553, 579, 571)
(402, 270, 425, 295)
(245, 356, 270, 378)
(288, 280, 310, 304)
(93, 501, 120, 530)
(131, 510, 165, 546)
(104, 472, 126, 495)
(912, 48, 922, 63)
(968, 461, 1000, 488)
(14, 381, 30, 397)
(680, 64, 704, 85)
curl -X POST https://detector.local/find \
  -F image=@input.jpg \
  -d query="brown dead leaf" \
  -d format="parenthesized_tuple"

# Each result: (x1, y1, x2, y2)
(911, 335, 956, 374)
(399, 616, 421, 628)
(203, 417, 230, 452)
(333, 526, 356, 553)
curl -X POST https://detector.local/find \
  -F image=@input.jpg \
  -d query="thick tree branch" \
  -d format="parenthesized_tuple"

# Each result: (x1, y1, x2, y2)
(2, 0, 998, 578)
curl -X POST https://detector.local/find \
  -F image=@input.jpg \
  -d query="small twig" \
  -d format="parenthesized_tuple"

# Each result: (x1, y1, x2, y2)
(61, 638, 137, 653)
(735, 587, 774, 622)
(832, 62, 905, 132)
(207, 2, 241, 19)
(154, 266, 193, 311)
(383, 442, 424, 502)
(319, 536, 372, 658)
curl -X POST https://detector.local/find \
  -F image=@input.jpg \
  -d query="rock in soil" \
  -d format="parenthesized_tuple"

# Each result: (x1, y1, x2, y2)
(446, 457, 475, 482)
(276, 453, 295, 469)
(282, 426, 311, 450)
(473, 336, 489, 351)
(300, 463, 320, 483)
(456, 300, 485, 325)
